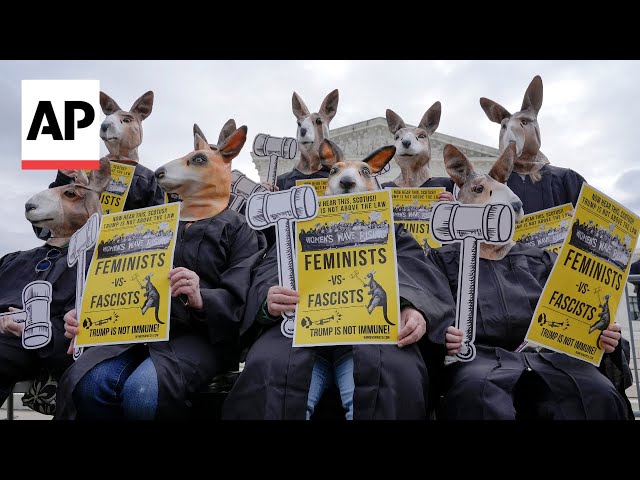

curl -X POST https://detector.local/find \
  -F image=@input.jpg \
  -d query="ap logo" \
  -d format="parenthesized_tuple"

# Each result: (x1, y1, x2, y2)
(22, 80, 101, 170)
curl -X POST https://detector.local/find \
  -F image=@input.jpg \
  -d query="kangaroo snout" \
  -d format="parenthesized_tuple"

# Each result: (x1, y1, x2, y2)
(340, 177, 356, 190)
(300, 127, 307, 137)
(401, 138, 411, 148)
(155, 168, 166, 180)
(100, 122, 110, 133)
(25, 202, 37, 213)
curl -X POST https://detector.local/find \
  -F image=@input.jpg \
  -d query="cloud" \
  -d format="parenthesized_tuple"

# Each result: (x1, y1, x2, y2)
(2, 60, 640, 257)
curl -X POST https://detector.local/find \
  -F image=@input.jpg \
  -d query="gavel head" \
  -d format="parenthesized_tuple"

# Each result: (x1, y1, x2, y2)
(443, 143, 524, 222)
(245, 185, 318, 230)
(230, 170, 267, 198)
(252, 134, 298, 160)
(431, 202, 514, 244)
(21, 280, 52, 349)
(25, 156, 111, 239)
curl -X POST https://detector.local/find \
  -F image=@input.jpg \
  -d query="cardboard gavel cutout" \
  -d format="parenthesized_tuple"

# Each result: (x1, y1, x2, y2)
(3, 281, 53, 349)
(68, 212, 101, 360)
(431, 202, 515, 362)
(246, 185, 318, 337)
(252, 134, 298, 187)
(228, 169, 268, 212)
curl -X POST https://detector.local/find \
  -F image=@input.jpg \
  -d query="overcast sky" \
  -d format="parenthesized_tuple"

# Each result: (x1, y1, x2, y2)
(1, 60, 639, 256)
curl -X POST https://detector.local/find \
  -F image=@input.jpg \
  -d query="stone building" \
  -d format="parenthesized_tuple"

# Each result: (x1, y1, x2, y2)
(251, 117, 499, 185)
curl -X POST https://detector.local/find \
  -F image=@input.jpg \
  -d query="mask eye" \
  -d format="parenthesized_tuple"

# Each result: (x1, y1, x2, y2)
(191, 154, 207, 165)
(122, 117, 132, 123)
(316, 118, 323, 125)
(418, 134, 427, 139)
(521, 120, 528, 126)
(297, 121, 302, 127)
(501, 123, 507, 130)
(472, 185, 484, 193)
(64, 190, 77, 198)
(361, 167, 371, 177)
(394, 135, 399, 140)
(329, 167, 338, 175)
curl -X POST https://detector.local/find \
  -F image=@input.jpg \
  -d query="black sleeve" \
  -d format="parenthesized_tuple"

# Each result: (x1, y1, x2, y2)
(564, 169, 587, 207)
(195, 222, 267, 344)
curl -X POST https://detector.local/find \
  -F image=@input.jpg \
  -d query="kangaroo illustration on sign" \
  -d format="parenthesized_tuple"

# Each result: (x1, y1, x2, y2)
(589, 293, 611, 336)
(364, 270, 393, 326)
(140, 272, 163, 324)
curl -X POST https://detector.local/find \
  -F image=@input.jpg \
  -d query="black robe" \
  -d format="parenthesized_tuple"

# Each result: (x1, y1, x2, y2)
(54, 209, 267, 420)
(381, 176, 455, 192)
(507, 164, 586, 215)
(222, 225, 456, 420)
(0, 244, 88, 404)
(276, 167, 331, 191)
(34, 163, 166, 240)
(427, 242, 633, 420)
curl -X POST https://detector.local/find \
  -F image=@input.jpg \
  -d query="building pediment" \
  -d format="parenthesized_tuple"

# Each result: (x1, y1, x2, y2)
(328, 117, 499, 159)
(250, 116, 499, 184)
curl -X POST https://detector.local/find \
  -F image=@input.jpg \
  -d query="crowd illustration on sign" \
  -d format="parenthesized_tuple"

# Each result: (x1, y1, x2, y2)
(96, 224, 174, 259)
(569, 218, 633, 270)
(3, 74, 640, 422)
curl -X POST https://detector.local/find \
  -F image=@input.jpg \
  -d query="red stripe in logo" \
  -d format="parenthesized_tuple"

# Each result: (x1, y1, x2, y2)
(22, 160, 101, 170)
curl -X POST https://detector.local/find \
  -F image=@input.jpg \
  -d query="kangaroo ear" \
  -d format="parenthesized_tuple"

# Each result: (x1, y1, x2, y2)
(193, 124, 208, 144)
(194, 133, 212, 152)
(418, 101, 441, 135)
(480, 97, 511, 124)
(218, 126, 248, 162)
(319, 139, 344, 167)
(363, 145, 396, 174)
(100, 91, 122, 115)
(521, 75, 543, 115)
(130, 91, 154, 121)
(385, 109, 406, 134)
(488, 142, 516, 183)
(87, 156, 113, 194)
(319, 89, 339, 122)
(217, 119, 237, 146)
(443, 144, 475, 187)
(292, 92, 311, 119)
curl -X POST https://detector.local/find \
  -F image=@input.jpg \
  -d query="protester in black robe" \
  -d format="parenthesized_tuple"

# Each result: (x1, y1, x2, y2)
(34, 161, 166, 240)
(222, 224, 456, 420)
(55, 210, 267, 420)
(507, 165, 586, 214)
(427, 242, 633, 420)
(0, 246, 88, 406)
(1, 156, 112, 412)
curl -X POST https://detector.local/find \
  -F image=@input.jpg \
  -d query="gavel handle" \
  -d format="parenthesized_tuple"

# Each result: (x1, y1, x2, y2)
(72, 252, 86, 361)
(267, 154, 279, 188)
(2, 310, 27, 323)
(276, 218, 296, 338)
(450, 236, 478, 363)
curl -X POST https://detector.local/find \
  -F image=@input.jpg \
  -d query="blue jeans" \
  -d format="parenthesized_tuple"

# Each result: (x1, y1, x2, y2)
(73, 347, 158, 420)
(306, 352, 354, 420)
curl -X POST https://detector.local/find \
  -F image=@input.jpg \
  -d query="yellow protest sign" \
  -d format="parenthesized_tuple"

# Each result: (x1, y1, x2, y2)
(514, 203, 575, 254)
(76, 203, 180, 347)
(296, 178, 328, 197)
(390, 187, 445, 251)
(524, 184, 640, 366)
(294, 190, 400, 346)
(98, 162, 135, 214)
